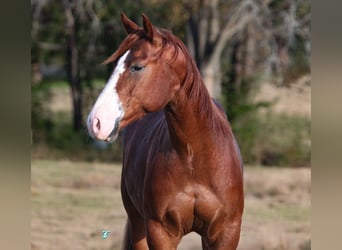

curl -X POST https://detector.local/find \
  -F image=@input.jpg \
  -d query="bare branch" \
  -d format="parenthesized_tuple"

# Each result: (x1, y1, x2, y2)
(209, 0, 255, 65)
(31, 0, 51, 38)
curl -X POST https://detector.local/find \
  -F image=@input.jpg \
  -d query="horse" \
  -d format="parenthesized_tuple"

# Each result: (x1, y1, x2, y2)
(87, 13, 244, 250)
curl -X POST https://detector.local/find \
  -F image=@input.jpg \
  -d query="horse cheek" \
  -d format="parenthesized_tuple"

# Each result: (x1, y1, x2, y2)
(145, 84, 170, 111)
(156, 73, 178, 107)
(140, 74, 170, 111)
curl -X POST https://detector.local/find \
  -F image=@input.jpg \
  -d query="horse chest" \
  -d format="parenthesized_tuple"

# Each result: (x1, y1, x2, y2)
(145, 152, 227, 230)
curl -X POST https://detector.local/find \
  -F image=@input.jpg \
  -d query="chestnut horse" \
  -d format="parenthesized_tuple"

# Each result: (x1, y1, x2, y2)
(87, 13, 244, 250)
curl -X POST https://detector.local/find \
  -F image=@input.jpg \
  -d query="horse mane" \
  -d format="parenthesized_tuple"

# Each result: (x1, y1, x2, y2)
(157, 28, 234, 138)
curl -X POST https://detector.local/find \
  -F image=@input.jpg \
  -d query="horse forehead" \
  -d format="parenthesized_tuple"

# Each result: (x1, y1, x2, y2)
(131, 41, 154, 57)
(130, 48, 148, 59)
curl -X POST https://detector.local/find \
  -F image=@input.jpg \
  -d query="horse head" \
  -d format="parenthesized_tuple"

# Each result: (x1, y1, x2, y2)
(87, 14, 186, 141)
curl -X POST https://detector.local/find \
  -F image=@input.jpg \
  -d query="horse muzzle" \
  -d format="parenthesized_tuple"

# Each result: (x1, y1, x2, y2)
(87, 105, 124, 142)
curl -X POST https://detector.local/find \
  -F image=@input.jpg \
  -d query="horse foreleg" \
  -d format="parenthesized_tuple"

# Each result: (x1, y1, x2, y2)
(146, 220, 180, 250)
(122, 220, 132, 250)
(122, 217, 148, 250)
(201, 237, 210, 250)
(202, 218, 242, 250)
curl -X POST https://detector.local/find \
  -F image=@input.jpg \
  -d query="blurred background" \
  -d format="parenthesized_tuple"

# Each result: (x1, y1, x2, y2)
(31, 0, 311, 166)
(31, 0, 311, 249)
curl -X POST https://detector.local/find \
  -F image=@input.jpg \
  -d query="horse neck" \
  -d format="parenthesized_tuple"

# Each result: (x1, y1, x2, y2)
(164, 64, 232, 156)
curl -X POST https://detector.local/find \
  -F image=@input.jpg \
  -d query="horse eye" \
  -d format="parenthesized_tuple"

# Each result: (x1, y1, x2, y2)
(130, 65, 144, 72)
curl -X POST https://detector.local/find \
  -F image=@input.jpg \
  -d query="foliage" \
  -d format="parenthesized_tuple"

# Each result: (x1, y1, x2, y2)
(285, 34, 311, 83)
(233, 112, 311, 167)
(31, 0, 311, 166)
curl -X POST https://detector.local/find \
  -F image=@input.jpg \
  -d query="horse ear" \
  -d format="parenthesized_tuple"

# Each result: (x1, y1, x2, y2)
(121, 13, 139, 34)
(141, 13, 154, 42)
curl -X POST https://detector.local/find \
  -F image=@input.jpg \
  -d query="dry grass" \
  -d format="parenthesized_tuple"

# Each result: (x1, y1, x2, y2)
(31, 160, 125, 250)
(31, 160, 310, 250)
(240, 167, 311, 250)
(252, 75, 311, 118)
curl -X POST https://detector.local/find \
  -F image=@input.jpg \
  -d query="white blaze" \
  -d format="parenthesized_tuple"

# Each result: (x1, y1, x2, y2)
(87, 50, 130, 140)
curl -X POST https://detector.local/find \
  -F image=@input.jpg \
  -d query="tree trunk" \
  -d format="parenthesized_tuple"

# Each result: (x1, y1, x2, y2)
(65, 1, 82, 131)
(201, 58, 222, 99)
(244, 23, 256, 79)
(185, 0, 254, 99)
(229, 22, 257, 94)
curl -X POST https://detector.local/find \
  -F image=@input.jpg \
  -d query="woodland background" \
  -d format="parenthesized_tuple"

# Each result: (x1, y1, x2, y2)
(31, 0, 311, 166)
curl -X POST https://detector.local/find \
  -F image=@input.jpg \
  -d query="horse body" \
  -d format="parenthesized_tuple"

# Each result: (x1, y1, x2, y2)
(87, 13, 243, 250)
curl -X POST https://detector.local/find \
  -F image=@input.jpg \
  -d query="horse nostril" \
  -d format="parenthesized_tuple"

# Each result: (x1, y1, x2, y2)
(93, 118, 101, 134)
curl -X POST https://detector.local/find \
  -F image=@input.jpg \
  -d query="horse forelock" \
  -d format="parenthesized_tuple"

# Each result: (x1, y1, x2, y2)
(102, 31, 145, 65)
(103, 27, 181, 66)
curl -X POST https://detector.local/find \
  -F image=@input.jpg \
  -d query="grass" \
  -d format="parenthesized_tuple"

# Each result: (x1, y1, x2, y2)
(31, 160, 310, 250)
(31, 160, 125, 250)
(241, 167, 311, 250)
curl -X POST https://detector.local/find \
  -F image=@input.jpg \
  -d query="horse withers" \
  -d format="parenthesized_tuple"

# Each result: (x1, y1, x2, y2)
(87, 13, 244, 250)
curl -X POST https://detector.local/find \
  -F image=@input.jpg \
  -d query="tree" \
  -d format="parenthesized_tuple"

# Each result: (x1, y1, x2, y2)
(181, 0, 310, 98)
(184, 0, 256, 98)
(31, 0, 103, 131)
(140, 0, 256, 99)
(31, 0, 310, 128)
(63, 0, 83, 131)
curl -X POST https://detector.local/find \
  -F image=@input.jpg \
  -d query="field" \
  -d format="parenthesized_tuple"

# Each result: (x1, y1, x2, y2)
(31, 160, 310, 250)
